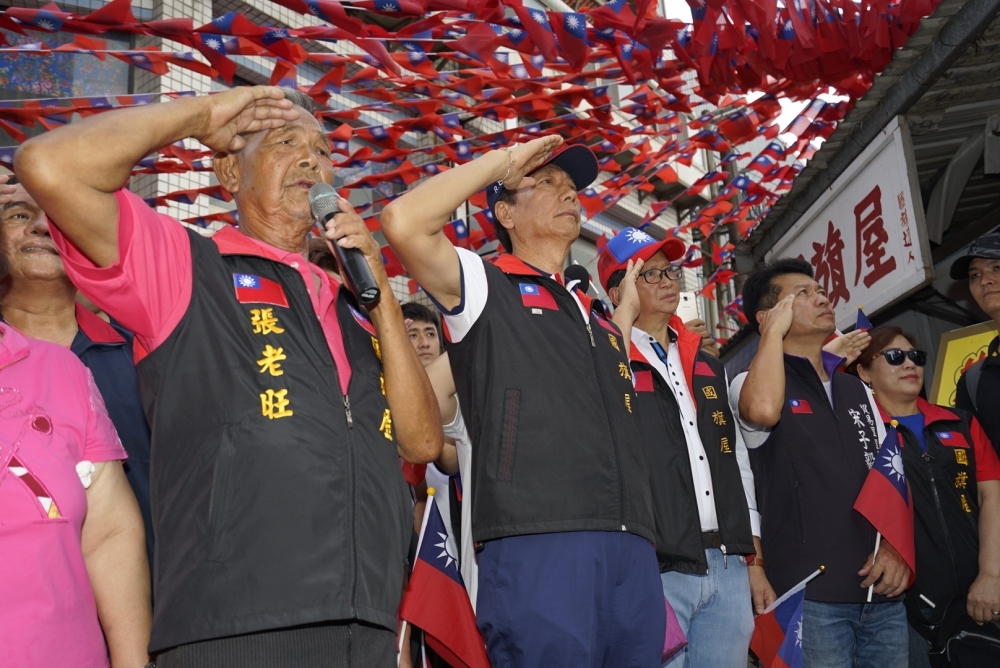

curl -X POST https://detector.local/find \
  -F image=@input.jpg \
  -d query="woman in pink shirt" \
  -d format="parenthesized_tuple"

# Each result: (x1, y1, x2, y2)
(0, 309, 151, 663)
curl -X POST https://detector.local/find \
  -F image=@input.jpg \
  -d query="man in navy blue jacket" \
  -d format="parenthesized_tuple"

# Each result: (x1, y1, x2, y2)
(0, 176, 154, 564)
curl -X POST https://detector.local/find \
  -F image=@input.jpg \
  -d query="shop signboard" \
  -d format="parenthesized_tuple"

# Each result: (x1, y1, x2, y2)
(767, 117, 933, 330)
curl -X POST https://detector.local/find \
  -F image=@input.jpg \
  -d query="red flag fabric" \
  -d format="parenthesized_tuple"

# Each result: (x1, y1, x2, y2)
(399, 491, 489, 668)
(853, 422, 916, 585)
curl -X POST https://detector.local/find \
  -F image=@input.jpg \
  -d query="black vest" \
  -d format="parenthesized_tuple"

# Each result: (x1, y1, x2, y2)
(896, 402, 981, 621)
(137, 229, 410, 653)
(630, 324, 754, 574)
(445, 254, 655, 544)
(751, 355, 881, 602)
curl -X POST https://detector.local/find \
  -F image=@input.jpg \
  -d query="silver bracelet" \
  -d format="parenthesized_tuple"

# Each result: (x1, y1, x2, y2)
(499, 147, 515, 186)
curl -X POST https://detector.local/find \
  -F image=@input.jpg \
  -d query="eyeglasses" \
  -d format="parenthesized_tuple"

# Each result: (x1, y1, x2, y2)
(639, 266, 682, 284)
(876, 349, 927, 367)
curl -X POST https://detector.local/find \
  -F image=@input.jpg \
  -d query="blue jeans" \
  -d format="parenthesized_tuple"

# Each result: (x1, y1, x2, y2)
(660, 548, 754, 668)
(476, 531, 665, 668)
(802, 600, 908, 668)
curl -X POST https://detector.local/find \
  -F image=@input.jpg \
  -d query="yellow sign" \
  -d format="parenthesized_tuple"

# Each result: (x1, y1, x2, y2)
(929, 321, 997, 406)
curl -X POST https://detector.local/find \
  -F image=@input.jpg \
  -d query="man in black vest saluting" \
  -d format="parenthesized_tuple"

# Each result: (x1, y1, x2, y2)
(730, 258, 910, 667)
(15, 86, 443, 667)
(599, 232, 761, 668)
(381, 139, 665, 667)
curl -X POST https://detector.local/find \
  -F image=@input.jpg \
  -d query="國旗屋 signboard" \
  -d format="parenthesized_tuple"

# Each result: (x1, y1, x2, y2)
(767, 116, 933, 330)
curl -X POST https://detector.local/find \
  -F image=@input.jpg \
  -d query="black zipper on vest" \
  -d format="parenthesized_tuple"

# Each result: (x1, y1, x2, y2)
(577, 305, 624, 529)
(922, 447, 958, 575)
(227, 255, 362, 614)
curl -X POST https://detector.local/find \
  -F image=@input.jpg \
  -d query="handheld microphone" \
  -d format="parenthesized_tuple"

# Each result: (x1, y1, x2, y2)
(564, 264, 592, 294)
(309, 183, 381, 306)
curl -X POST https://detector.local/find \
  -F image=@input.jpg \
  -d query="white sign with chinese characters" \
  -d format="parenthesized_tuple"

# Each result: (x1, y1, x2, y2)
(767, 116, 933, 330)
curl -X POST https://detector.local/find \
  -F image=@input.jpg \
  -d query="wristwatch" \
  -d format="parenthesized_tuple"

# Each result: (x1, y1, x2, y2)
(745, 554, 765, 568)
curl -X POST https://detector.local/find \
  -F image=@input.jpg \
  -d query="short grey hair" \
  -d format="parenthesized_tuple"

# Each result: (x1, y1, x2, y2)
(279, 87, 319, 115)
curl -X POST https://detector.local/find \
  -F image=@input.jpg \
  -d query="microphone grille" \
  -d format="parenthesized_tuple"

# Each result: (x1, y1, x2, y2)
(308, 182, 340, 219)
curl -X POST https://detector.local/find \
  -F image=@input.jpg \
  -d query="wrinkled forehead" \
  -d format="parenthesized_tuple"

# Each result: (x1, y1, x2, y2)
(242, 108, 327, 150)
(2, 184, 41, 211)
(773, 272, 819, 295)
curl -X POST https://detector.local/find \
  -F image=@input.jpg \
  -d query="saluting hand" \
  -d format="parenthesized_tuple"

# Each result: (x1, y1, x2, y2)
(500, 136, 565, 190)
(823, 329, 871, 365)
(758, 294, 795, 340)
(613, 258, 644, 324)
(0, 174, 15, 206)
(194, 86, 300, 153)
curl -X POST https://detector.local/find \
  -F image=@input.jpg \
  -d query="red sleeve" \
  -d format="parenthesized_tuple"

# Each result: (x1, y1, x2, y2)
(971, 417, 1000, 482)
(82, 367, 128, 464)
(48, 189, 193, 353)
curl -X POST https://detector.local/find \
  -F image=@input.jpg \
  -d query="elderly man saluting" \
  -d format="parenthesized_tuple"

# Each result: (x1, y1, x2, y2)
(381, 138, 664, 667)
(15, 86, 442, 668)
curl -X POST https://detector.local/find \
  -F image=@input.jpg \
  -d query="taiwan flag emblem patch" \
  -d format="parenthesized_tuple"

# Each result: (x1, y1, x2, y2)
(519, 283, 557, 310)
(789, 399, 812, 414)
(349, 304, 376, 336)
(233, 273, 289, 307)
(694, 361, 715, 377)
(937, 431, 969, 447)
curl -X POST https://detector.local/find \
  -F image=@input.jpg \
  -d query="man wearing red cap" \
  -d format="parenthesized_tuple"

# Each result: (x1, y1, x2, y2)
(382, 138, 666, 667)
(599, 232, 764, 668)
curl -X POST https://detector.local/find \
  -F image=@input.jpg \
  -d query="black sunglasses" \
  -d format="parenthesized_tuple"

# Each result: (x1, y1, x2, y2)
(876, 349, 927, 367)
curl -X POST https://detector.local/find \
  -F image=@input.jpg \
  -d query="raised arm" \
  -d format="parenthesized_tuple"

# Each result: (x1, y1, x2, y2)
(738, 295, 794, 428)
(325, 199, 443, 464)
(14, 87, 297, 268)
(425, 352, 458, 424)
(380, 136, 562, 310)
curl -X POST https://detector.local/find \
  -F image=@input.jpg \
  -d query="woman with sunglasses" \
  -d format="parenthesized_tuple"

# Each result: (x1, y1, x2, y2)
(849, 326, 1000, 667)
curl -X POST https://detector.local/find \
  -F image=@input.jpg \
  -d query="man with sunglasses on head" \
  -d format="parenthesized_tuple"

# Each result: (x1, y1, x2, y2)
(599, 231, 761, 668)
(952, 232, 1000, 459)
(730, 258, 911, 668)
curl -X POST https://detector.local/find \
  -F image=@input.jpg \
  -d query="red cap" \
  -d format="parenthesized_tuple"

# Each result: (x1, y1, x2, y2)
(597, 228, 687, 290)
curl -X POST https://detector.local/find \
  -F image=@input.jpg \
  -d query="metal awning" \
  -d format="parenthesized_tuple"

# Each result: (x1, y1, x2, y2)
(738, 0, 1000, 269)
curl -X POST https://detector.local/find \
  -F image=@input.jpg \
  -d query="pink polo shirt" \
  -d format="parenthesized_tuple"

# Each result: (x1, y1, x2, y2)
(0, 323, 126, 668)
(49, 188, 352, 393)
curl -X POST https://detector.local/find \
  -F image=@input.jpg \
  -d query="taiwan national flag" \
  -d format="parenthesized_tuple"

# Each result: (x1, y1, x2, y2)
(937, 431, 969, 447)
(750, 584, 806, 668)
(233, 273, 289, 307)
(853, 422, 916, 584)
(856, 307, 873, 331)
(789, 399, 812, 414)
(399, 492, 490, 668)
(519, 283, 558, 310)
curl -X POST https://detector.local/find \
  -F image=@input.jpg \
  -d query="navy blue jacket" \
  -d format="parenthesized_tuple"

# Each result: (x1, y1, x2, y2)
(71, 304, 154, 565)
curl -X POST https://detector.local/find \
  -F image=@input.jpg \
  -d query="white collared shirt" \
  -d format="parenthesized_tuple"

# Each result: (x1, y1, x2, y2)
(632, 326, 761, 535)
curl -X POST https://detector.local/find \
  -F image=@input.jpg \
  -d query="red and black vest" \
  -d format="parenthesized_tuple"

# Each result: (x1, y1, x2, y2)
(136, 228, 410, 653)
(445, 254, 655, 544)
(891, 400, 982, 622)
(750, 355, 882, 602)
(629, 318, 754, 574)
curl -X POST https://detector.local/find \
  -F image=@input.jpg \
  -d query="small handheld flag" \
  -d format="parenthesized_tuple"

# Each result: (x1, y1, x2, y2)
(853, 420, 916, 589)
(856, 307, 873, 331)
(399, 489, 489, 668)
(751, 567, 824, 668)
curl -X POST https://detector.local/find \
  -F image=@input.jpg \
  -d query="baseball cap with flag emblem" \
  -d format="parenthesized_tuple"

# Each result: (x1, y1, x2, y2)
(597, 228, 686, 291)
(485, 144, 600, 218)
